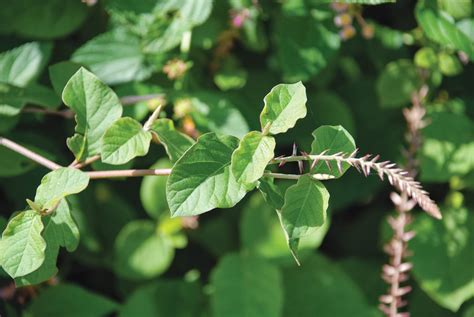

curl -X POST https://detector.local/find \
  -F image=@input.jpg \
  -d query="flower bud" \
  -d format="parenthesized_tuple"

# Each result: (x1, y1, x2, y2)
(339, 25, 356, 41)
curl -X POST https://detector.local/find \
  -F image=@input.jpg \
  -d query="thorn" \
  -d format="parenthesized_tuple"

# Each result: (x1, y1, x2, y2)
(310, 157, 320, 170)
(336, 159, 343, 174)
(398, 262, 413, 273)
(349, 148, 359, 158)
(324, 160, 332, 172)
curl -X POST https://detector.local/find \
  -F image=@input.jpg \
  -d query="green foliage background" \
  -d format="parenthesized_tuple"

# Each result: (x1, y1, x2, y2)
(0, 0, 473, 316)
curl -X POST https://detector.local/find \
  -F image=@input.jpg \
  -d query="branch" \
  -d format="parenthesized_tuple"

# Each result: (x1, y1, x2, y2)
(0, 136, 62, 171)
(270, 151, 441, 219)
(87, 168, 172, 179)
(70, 155, 101, 169)
(379, 85, 429, 317)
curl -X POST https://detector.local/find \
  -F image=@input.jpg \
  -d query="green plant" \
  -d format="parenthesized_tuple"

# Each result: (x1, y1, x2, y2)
(1, 0, 473, 316)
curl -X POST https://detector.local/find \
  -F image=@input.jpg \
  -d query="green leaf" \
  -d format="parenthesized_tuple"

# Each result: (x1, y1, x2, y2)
(16, 200, 80, 286)
(259, 82, 307, 135)
(119, 280, 204, 317)
(190, 92, 249, 138)
(283, 254, 379, 317)
(411, 207, 474, 311)
(0, 83, 60, 116)
(72, 29, 152, 85)
(48, 61, 82, 96)
(144, 0, 213, 53)
(4, 0, 88, 39)
(166, 133, 247, 217)
(279, 175, 329, 259)
(0, 42, 51, 87)
(310, 125, 356, 178)
(34, 168, 90, 211)
(140, 159, 173, 219)
(210, 253, 283, 317)
(114, 220, 174, 280)
(438, 52, 463, 76)
(420, 111, 474, 182)
(231, 131, 276, 189)
(416, 0, 474, 60)
(257, 177, 285, 210)
(438, 0, 472, 19)
(240, 193, 329, 263)
(62, 67, 123, 160)
(376, 59, 422, 108)
(0, 210, 46, 278)
(150, 118, 195, 163)
(101, 117, 151, 165)
(28, 284, 118, 317)
(415, 47, 439, 69)
(274, 12, 340, 81)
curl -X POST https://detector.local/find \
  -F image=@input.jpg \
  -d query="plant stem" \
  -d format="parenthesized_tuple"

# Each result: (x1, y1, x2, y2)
(270, 151, 440, 219)
(87, 168, 172, 179)
(120, 94, 164, 105)
(0, 136, 62, 170)
(72, 155, 101, 169)
(263, 172, 300, 180)
(379, 85, 429, 317)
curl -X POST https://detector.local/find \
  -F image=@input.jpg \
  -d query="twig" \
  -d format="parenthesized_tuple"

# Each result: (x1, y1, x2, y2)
(87, 169, 172, 179)
(120, 94, 164, 105)
(72, 155, 101, 169)
(270, 150, 441, 219)
(0, 136, 62, 170)
(379, 85, 429, 317)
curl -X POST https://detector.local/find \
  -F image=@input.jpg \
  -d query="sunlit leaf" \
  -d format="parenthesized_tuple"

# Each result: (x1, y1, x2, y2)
(167, 133, 247, 217)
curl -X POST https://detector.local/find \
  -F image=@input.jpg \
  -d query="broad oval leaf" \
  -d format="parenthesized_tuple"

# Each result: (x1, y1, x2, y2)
(411, 207, 474, 311)
(260, 82, 307, 135)
(311, 125, 356, 178)
(274, 13, 340, 82)
(101, 117, 151, 165)
(283, 254, 379, 317)
(140, 159, 173, 219)
(15, 200, 80, 286)
(416, 0, 474, 60)
(376, 59, 422, 108)
(119, 280, 203, 317)
(5, 0, 88, 39)
(257, 177, 285, 210)
(151, 118, 195, 163)
(0, 42, 51, 87)
(231, 131, 276, 189)
(279, 175, 329, 259)
(28, 284, 118, 317)
(0, 210, 46, 278)
(114, 220, 174, 280)
(35, 167, 90, 211)
(241, 193, 330, 263)
(72, 29, 152, 85)
(62, 67, 123, 160)
(190, 92, 249, 138)
(166, 133, 247, 217)
(210, 253, 283, 317)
